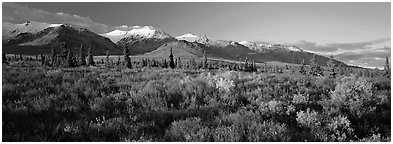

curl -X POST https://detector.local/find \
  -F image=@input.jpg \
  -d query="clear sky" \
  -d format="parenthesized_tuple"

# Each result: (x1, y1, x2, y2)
(3, 2, 390, 43)
(2, 2, 391, 68)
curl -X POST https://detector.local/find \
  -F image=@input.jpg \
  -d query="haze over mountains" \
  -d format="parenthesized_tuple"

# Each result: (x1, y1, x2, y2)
(2, 21, 357, 67)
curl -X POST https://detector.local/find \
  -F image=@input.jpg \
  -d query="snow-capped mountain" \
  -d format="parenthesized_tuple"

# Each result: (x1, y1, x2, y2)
(195, 35, 241, 48)
(3, 24, 122, 55)
(2, 21, 62, 40)
(175, 33, 200, 42)
(114, 26, 176, 55)
(101, 26, 172, 43)
(2, 21, 349, 67)
(238, 41, 303, 52)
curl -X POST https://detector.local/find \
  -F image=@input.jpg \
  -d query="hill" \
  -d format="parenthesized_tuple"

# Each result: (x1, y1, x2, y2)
(3, 24, 122, 55)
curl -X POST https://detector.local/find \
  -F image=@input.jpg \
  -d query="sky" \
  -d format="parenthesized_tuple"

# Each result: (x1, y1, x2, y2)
(2, 2, 391, 68)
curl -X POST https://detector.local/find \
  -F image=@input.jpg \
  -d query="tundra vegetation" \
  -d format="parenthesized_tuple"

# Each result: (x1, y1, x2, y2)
(2, 49, 391, 142)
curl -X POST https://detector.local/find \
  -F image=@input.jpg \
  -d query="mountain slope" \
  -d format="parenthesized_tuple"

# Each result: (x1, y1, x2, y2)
(2, 21, 61, 41)
(193, 36, 271, 62)
(239, 41, 303, 52)
(115, 26, 177, 55)
(143, 40, 205, 58)
(3, 24, 122, 55)
(175, 33, 200, 42)
(239, 41, 347, 66)
(3, 22, 351, 67)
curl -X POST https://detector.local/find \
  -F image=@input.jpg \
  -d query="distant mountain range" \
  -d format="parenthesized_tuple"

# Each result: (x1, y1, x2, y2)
(2, 21, 348, 67)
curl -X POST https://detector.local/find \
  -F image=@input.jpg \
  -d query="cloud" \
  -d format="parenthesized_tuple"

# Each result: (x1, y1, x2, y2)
(2, 2, 150, 34)
(294, 40, 339, 53)
(2, 2, 111, 33)
(2, 16, 15, 21)
(113, 25, 144, 31)
(294, 38, 391, 54)
(293, 38, 391, 69)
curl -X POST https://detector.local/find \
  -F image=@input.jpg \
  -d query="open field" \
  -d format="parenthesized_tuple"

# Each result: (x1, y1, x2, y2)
(2, 60, 390, 142)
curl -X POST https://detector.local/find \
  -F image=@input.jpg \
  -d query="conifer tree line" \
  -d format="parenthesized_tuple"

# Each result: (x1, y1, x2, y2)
(2, 42, 391, 78)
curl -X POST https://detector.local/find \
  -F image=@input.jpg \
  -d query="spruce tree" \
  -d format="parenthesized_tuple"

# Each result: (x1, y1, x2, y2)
(252, 60, 257, 72)
(299, 59, 307, 74)
(123, 47, 132, 69)
(87, 45, 95, 66)
(79, 44, 86, 66)
(177, 57, 182, 69)
(162, 59, 168, 68)
(51, 48, 57, 66)
(117, 56, 121, 66)
(2, 53, 7, 63)
(244, 57, 249, 72)
(67, 51, 75, 67)
(309, 54, 323, 76)
(169, 47, 175, 68)
(105, 51, 110, 66)
(384, 57, 390, 77)
(203, 51, 208, 69)
(40, 54, 45, 65)
(327, 55, 337, 78)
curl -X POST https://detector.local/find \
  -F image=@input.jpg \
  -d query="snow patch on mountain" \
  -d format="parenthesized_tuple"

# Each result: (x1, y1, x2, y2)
(238, 41, 248, 45)
(176, 33, 200, 42)
(238, 40, 303, 52)
(2, 21, 63, 40)
(48, 24, 63, 27)
(195, 36, 242, 48)
(101, 26, 172, 43)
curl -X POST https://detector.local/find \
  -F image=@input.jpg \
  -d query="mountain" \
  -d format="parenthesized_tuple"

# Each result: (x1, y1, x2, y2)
(143, 40, 205, 58)
(3, 22, 350, 67)
(100, 29, 130, 43)
(115, 26, 177, 55)
(2, 21, 62, 41)
(193, 36, 269, 61)
(175, 33, 200, 42)
(238, 41, 303, 52)
(102, 26, 174, 43)
(3, 23, 122, 55)
(238, 41, 347, 66)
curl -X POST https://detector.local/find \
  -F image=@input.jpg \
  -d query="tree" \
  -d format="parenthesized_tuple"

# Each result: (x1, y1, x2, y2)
(2, 53, 7, 63)
(189, 58, 196, 69)
(252, 59, 257, 72)
(67, 50, 76, 67)
(51, 48, 57, 66)
(19, 55, 23, 61)
(87, 45, 95, 66)
(116, 56, 121, 66)
(383, 57, 390, 78)
(60, 42, 68, 61)
(244, 57, 249, 72)
(40, 54, 45, 65)
(162, 59, 168, 68)
(263, 62, 267, 72)
(123, 47, 131, 69)
(203, 51, 208, 69)
(299, 59, 307, 75)
(309, 54, 323, 76)
(177, 57, 182, 69)
(327, 55, 337, 78)
(169, 47, 175, 68)
(105, 51, 110, 66)
(79, 44, 86, 66)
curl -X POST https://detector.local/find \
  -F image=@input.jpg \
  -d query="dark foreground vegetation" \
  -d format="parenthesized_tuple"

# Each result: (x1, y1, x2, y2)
(2, 51, 391, 142)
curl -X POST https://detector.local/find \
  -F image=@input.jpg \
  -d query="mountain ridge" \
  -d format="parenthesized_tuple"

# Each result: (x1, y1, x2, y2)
(3, 23, 122, 55)
(2, 21, 350, 67)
